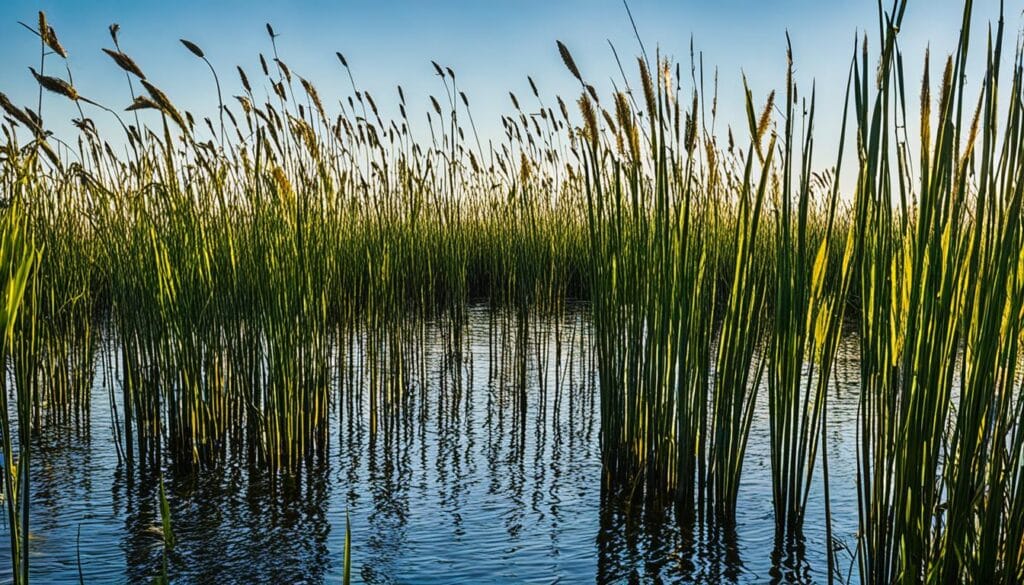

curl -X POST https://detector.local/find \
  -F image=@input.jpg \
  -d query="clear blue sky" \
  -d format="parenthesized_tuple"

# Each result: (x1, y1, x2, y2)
(0, 0, 1015, 168)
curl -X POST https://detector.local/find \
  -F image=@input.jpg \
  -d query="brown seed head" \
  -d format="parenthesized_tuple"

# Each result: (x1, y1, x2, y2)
(125, 95, 160, 112)
(577, 92, 598, 147)
(557, 41, 582, 81)
(140, 79, 187, 131)
(639, 58, 657, 123)
(180, 39, 205, 59)
(102, 48, 146, 79)
(0, 92, 42, 134)
(30, 67, 78, 101)
(238, 66, 251, 93)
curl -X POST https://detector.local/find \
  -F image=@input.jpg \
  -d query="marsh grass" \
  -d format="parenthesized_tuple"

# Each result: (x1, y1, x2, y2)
(1, 2, 1023, 583)
(845, 1, 1024, 582)
(0, 200, 39, 585)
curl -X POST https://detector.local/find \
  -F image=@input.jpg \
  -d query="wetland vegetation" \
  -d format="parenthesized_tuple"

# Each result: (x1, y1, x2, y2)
(1, 0, 1024, 582)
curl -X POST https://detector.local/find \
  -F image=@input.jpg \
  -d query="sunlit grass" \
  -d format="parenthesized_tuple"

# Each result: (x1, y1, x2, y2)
(0, 2, 1023, 583)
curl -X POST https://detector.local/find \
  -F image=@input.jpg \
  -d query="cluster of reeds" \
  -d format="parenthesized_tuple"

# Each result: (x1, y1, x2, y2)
(1, 1, 1023, 582)
(850, 1, 1024, 581)
(0, 15, 594, 478)
(559, 36, 844, 531)
(561, 1, 1024, 581)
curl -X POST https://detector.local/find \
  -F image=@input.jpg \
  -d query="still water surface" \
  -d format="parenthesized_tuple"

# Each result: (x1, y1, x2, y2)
(1, 306, 862, 583)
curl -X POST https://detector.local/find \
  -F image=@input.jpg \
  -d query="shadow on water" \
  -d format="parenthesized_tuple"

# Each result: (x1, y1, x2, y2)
(1, 306, 863, 583)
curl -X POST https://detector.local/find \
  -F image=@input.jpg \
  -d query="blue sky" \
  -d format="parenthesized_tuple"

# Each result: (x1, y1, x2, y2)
(0, 1, 1015, 168)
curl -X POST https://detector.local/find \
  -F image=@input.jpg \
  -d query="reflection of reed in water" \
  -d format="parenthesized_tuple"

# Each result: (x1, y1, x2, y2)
(326, 307, 597, 579)
(597, 484, 744, 584)
(117, 454, 334, 583)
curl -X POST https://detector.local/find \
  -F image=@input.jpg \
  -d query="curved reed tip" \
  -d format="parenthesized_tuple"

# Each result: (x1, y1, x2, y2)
(139, 79, 187, 131)
(577, 92, 598, 145)
(756, 90, 775, 142)
(102, 48, 146, 80)
(38, 12, 68, 59)
(29, 67, 78, 101)
(557, 41, 582, 81)
(557, 96, 569, 121)
(180, 39, 205, 59)
(46, 26, 68, 59)
(125, 95, 160, 112)
(0, 92, 41, 134)
(638, 57, 656, 121)
(237, 66, 251, 93)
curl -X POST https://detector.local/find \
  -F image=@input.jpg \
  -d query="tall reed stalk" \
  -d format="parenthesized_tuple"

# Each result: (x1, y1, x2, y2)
(0, 198, 40, 585)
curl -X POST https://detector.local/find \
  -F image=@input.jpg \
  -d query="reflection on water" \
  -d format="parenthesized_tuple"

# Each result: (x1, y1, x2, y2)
(0, 306, 863, 583)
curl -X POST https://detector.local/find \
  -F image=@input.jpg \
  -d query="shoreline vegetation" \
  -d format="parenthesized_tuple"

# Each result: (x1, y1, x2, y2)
(1, 0, 1023, 582)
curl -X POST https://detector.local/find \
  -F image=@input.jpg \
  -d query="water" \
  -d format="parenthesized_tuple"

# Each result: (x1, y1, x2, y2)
(0, 307, 863, 584)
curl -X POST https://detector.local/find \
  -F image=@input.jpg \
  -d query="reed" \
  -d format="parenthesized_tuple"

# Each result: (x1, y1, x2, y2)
(766, 37, 854, 575)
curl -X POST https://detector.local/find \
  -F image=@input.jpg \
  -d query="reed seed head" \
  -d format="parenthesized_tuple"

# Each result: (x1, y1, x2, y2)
(29, 67, 78, 101)
(102, 48, 146, 79)
(557, 41, 582, 82)
(180, 39, 204, 59)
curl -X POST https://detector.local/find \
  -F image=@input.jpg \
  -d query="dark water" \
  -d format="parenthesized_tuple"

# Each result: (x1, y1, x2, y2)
(0, 307, 863, 584)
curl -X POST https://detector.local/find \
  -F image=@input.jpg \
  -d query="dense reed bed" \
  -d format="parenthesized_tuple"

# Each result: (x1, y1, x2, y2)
(0, 0, 1022, 582)
(567, 0, 1024, 581)
(3, 15, 597, 473)
(849, 2, 1024, 582)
